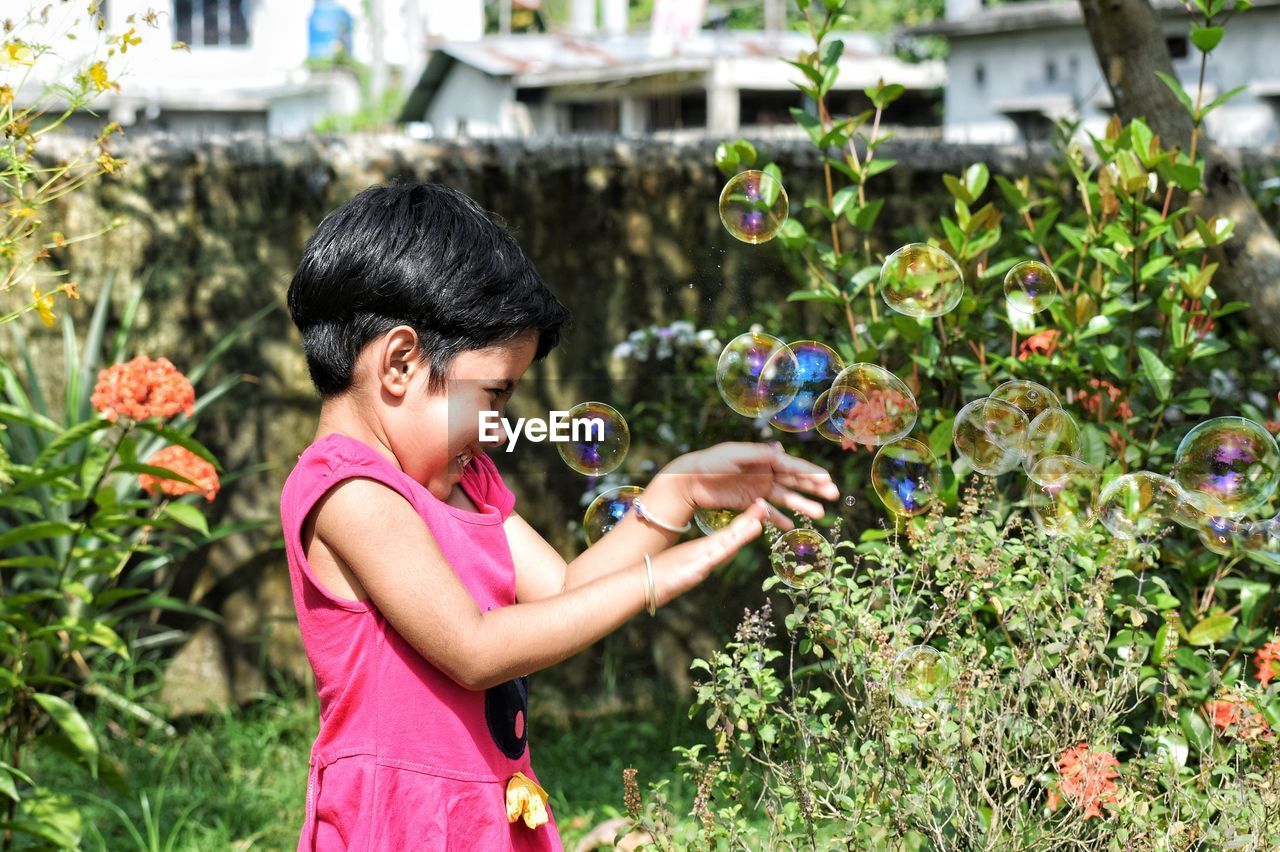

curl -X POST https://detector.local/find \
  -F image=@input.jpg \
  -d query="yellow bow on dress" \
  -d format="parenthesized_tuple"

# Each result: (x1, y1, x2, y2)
(505, 772, 550, 829)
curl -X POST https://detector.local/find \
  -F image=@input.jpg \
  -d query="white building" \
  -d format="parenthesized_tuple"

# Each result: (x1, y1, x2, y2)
(7, 0, 486, 137)
(399, 29, 945, 138)
(914, 0, 1280, 148)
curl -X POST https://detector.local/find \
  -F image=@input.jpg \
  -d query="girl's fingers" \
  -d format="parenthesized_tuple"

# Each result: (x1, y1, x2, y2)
(766, 484, 827, 520)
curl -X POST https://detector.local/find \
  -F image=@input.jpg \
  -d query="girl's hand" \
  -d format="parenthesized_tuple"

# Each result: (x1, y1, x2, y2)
(659, 442, 839, 531)
(654, 499, 769, 602)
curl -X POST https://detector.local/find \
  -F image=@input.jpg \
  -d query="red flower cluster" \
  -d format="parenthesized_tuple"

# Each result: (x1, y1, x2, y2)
(1045, 743, 1120, 820)
(1018, 329, 1060, 361)
(1077, 378, 1133, 422)
(1255, 638, 1280, 688)
(138, 445, 220, 502)
(836, 388, 916, 452)
(1206, 693, 1271, 740)
(91, 356, 195, 423)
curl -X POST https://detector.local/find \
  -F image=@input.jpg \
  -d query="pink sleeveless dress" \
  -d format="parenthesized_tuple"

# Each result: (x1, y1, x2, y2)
(280, 432, 562, 851)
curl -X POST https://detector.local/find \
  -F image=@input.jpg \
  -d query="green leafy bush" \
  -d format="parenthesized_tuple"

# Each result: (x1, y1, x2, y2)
(620, 0, 1280, 847)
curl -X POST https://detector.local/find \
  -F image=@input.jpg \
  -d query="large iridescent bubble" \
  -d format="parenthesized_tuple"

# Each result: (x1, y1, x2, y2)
(1027, 455, 1099, 538)
(1003, 260, 1059, 314)
(1096, 472, 1185, 542)
(1173, 417, 1280, 519)
(988, 380, 1061, 425)
(952, 397, 1027, 476)
(879, 243, 965, 318)
(811, 389, 845, 443)
(715, 332, 800, 418)
(1022, 408, 1082, 476)
(556, 401, 631, 476)
(695, 508, 739, 536)
(769, 341, 845, 433)
(827, 363, 919, 448)
(772, 528, 833, 590)
(872, 438, 941, 517)
(719, 170, 789, 244)
(583, 485, 642, 546)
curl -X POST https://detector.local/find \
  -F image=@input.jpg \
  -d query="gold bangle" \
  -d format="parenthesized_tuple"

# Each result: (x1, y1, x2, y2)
(643, 553, 657, 617)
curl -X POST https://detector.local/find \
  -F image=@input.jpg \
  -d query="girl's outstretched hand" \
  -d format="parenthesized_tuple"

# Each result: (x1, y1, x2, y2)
(659, 441, 839, 531)
(654, 498, 769, 602)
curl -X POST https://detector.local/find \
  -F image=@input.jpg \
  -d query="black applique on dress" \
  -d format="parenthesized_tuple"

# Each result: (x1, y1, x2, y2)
(485, 675, 528, 760)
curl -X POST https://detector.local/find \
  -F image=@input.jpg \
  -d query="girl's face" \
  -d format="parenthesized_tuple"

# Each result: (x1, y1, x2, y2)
(376, 329, 539, 501)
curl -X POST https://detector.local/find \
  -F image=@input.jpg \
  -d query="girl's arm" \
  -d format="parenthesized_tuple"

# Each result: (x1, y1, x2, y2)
(314, 474, 770, 691)
(510, 442, 839, 601)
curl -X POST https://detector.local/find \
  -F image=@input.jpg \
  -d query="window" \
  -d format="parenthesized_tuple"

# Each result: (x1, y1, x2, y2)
(1166, 35, 1189, 59)
(1045, 59, 1058, 83)
(975, 63, 985, 86)
(174, 0, 249, 47)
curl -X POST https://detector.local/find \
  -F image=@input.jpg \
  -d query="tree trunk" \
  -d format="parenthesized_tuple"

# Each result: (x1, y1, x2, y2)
(1079, 0, 1280, 352)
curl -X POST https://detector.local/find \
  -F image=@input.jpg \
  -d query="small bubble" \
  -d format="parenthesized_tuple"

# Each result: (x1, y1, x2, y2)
(843, 495, 857, 508)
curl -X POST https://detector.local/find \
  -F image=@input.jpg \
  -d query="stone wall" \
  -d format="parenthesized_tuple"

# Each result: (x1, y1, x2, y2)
(10, 133, 1062, 713)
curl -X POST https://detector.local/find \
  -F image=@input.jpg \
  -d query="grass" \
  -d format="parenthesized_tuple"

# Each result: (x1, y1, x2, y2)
(24, 677, 712, 850)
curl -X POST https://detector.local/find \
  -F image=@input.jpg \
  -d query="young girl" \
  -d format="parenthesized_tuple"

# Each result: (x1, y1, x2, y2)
(281, 183, 838, 850)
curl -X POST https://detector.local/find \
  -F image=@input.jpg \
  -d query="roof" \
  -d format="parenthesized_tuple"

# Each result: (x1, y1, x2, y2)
(906, 0, 1280, 38)
(400, 30, 944, 121)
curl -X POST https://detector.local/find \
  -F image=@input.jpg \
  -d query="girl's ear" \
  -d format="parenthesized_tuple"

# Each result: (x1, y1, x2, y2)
(378, 326, 421, 398)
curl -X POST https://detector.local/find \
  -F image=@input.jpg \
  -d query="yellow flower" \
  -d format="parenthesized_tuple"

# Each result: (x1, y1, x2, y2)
(1, 41, 34, 67)
(87, 61, 114, 93)
(504, 772, 549, 829)
(31, 287, 55, 328)
(117, 27, 141, 53)
(0, 84, 11, 107)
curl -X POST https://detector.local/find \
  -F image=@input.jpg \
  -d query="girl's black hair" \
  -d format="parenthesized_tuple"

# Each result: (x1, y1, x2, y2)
(287, 182, 571, 398)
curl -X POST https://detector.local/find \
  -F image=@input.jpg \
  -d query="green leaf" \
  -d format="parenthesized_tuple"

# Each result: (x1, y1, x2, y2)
(787, 291, 846, 306)
(32, 694, 98, 777)
(1155, 70, 1195, 116)
(1199, 84, 1248, 118)
(0, 521, 79, 551)
(1138, 344, 1173, 402)
(853, 198, 884, 231)
(1186, 613, 1237, 646)
(1190, 24, 1224, 53)
(831, 186, 858, 219)
(964, 163, 989, 200)
(1179, 707, 1213, 753)
(33, 418, 111, 468)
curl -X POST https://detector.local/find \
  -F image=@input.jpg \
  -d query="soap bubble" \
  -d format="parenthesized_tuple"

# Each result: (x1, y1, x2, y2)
(843, 495, 857, 508)
(769, 341, 845, 433)
(988, 380, 1061, 424)
(1199, 514, 1248, 556)
(1027, 455, 1099, 538)
(872, 438, 941, 517)
(1003, 260, 1059, 314)
(811, 389, 846, 443)
(716, 332, 800, 418)
(556, 401, 631, 476)
(891, 646, 955, 709)
(879, 243, 965, 318)
(772, 528, 833, 590)
(827, 363, 919, 448)
(583, 485, 642, 546)
(695, 508, 739, 536)
(1095, 472, 1185, 541)
(719, 170, 789, 244)
(952, 397, 1027, 476)
(1022, 408, 1082, 476)
(1173, 416, 1280, 518)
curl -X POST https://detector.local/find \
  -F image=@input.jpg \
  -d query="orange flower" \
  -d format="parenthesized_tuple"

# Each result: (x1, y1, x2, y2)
(91, 356, 195, 423)
(1077, 378, 1133, 422)
(138, 445, 219, 502)
(1046, 743, 1120, 820)
(1254, 639, 1280, 688)
(1018, 329, 1060, 361)
(1206, 693, 1271, 740)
